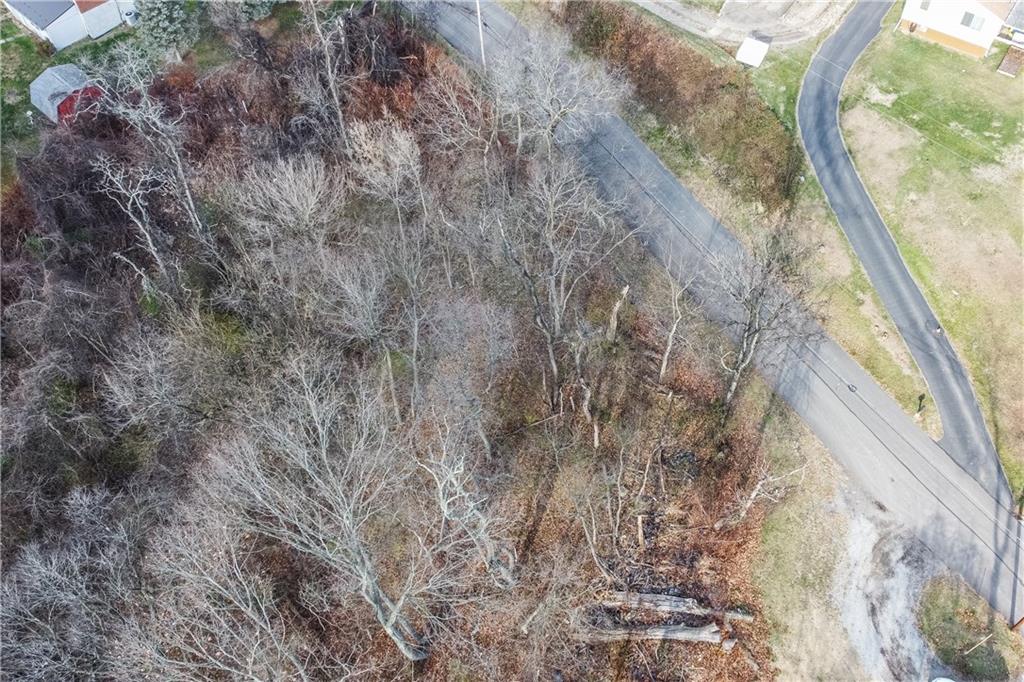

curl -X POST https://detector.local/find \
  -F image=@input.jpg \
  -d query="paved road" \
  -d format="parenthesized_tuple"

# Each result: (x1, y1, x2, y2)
(797, 1, 1006, 496)
(412, 0, 1024, 622)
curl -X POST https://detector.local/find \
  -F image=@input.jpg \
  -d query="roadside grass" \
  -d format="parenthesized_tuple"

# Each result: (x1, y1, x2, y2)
(631, 111, 938, 430)
(679, 0, 725, 14)
(841, 5, 1024, 494)
(740, 373, 863, 677)
(918, 575, 1024, 681)
(750, 41, 816, 133)
(629, 4, 733, 65)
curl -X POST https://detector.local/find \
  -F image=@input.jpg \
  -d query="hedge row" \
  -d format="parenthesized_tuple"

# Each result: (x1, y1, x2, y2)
(560, 1, 802, 212)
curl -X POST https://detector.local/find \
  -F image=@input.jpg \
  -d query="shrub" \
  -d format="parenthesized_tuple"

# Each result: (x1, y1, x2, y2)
(559, 1, 801, 212)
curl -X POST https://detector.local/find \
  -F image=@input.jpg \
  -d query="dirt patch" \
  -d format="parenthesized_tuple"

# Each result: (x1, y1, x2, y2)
(865, 83, 899, 107)
(833, 491, 952, 681)
(972, 143, 1024, 188)
(842, 105, 919, 211)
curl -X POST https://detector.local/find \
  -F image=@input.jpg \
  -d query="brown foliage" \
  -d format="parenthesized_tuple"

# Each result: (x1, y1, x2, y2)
(0, 183, 38, 307)
(560, 0, 802, 212)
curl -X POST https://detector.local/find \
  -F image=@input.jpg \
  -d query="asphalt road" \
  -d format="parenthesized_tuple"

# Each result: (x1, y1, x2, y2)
(797, 0, 1006, 496)
(411, 0, 1024, 622)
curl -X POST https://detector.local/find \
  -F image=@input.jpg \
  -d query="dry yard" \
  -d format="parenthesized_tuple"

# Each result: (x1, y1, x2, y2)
(841, 6, 1024, 493)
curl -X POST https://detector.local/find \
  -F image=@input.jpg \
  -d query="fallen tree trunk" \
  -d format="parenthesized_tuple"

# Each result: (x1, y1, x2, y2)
(599, 592, 754, 623)
(575, 623, 721, 643)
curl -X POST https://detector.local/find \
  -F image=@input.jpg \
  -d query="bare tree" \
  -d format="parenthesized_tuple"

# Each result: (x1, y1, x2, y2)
(489, 28, 626, 156)
(298, 0, 355, 152)
(112, 499, 340, 681)
(350, 119, 432, 411)
(499, 156, 632, 409)
(102, 313, 241, 443)
(92, 154, 171, 279)
(93, 43, 205, 240)
(419, 412, 516, 588)
(214, 350, 483, 661)
(223, 154, 353, 325)
(415, 60, 498, 169)
(1, 486, 151, 681)
(229, 153, 348, 244)
(713, 225, 820, 422)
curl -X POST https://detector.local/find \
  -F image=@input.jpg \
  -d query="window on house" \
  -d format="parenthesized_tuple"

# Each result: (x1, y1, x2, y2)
(961, 11, 985, 30)
(920, 0, 930, 10)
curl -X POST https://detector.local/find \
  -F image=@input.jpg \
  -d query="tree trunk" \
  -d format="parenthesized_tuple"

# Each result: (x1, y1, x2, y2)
(599, 592, 754, 623)
(606, 285, 629, 343)
(574, 623, 721, 644)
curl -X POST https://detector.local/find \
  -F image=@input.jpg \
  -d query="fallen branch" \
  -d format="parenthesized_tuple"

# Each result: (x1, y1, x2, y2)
(599, 591, 754, 623)
(575, 623, 721, 643)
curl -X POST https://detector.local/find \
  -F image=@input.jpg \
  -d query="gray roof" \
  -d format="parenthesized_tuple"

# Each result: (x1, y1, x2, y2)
(30, 63, 89, 123)
(1007, 1, 1024, 29)
(5, 0, 73, 30)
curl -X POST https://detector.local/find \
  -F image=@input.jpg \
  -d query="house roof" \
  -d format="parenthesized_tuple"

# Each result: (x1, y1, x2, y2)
(981, 1, 1015, 21)
(5, 0, 73, 30)
(74, 0, 108, 12)
(1005, 1, 1024, 29)
(30, 63, 89, 123)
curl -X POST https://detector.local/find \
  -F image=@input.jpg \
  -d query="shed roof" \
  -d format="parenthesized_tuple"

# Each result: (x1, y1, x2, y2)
(736, 35, 771, 68)
(30, 64, 89, 123)
(5, 0, 73, 30)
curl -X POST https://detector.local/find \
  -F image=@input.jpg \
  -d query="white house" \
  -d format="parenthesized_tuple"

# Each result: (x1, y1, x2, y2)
(3, 0, 137, 50)
(899, 0, 1021, 57)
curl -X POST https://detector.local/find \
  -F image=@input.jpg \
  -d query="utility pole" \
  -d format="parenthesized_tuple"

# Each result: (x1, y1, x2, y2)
(475, 0, 486, 69)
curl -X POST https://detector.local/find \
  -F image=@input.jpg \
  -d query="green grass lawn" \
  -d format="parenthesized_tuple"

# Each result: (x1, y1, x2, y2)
(846, 8, 1022, 168)
(919, 575, 1024, 680)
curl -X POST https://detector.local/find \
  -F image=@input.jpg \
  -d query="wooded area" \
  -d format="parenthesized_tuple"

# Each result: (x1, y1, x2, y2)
(0, 3, 817, 679)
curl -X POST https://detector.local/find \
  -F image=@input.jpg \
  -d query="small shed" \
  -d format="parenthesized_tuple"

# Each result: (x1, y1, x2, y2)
(735, 35, 771, 68)
(29, 64, 92, 123)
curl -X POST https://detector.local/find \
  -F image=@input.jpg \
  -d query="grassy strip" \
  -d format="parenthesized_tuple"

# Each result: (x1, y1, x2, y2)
(919, 575, 1024, 681)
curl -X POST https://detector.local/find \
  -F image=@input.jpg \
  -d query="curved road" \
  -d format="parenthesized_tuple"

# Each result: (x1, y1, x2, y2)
(797, 1, 1006, 496)
(413, 0, 1023, 623)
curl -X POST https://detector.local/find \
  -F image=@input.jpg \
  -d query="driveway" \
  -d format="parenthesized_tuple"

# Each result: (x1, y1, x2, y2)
(412, 0, 1024, 623)
(797, 1, 1007, 496)
(631, 0, 853, 47)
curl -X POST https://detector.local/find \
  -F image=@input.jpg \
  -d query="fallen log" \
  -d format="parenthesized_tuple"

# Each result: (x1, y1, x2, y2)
(575, 623, 721, 643)
(599, 591, 754, 623)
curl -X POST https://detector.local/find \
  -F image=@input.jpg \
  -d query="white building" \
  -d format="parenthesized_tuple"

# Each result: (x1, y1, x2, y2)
(3, 0, 137, 51)
(899, 0, 1023, 58)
